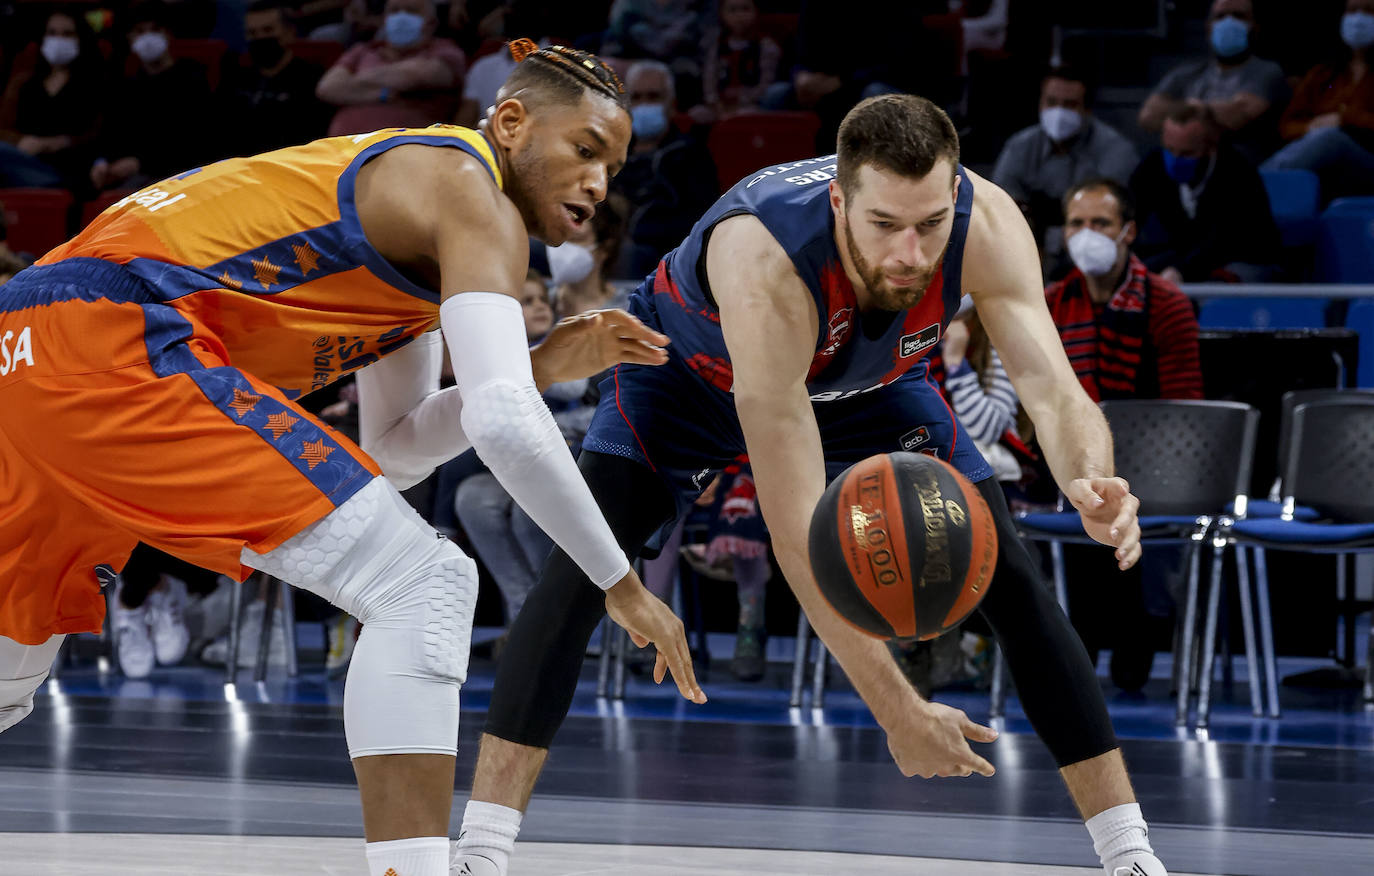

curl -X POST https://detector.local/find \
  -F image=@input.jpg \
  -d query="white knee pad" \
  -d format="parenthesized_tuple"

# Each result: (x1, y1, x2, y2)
(242, 477, 479, 757)
(0, 635, 64, 734)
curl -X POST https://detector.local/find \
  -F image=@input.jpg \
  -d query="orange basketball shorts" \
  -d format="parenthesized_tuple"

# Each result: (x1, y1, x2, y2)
(0, 258, 380, 645)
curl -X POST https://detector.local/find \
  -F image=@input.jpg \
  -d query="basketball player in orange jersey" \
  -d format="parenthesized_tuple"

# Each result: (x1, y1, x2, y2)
(451, 95, 1167, 876)
(0, 43, 704, 876)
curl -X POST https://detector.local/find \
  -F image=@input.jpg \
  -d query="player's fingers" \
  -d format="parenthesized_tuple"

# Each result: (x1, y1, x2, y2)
(967, 753, 996, 777)
(618, 341, 669, 364)
(600, 308, 670, 346)
(628, 631, 649, 648)
(962, 717, 999, 743)
(1065, 480, 1104, 511)
(1119, 540, 1143, 570)
(653, 649, 667, 684)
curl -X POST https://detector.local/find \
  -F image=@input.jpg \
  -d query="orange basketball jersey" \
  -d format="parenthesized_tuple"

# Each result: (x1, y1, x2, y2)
(41, 125, 503, 398)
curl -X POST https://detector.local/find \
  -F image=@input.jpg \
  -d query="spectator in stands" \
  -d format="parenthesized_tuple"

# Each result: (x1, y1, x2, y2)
(308, 0, 383, 46)
(316, 0, 466, 137)
(612, 60, 718, 277)
(1138, 0, 1289, 162)
(91, 0, 216, 191)
(690, 0, 781, 125)
(1263, 0, 1374, 202)
(603, 0, 705, 63)
(1131, 103, 1282, 283)
(454, 37, 547, 129)
(992, 66, 1138, 261)
(1046, 178, 1203, 692)
(219, 0, 332, 157)
(0, 9, 105, 191)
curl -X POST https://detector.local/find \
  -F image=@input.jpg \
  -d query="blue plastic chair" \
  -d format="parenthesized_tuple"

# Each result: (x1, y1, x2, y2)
(1346, 298, 1374, 388)
(1210, 398, 1374, 724)
(1260, 169, 1321, 248)
(1197, 297, 1329, 330)
(1316, 197, 1374, 282)
(1012, 400, 1261, 725)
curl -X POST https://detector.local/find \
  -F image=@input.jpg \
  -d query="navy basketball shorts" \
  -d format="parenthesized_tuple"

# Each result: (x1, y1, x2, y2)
(581, 358, 994, 515)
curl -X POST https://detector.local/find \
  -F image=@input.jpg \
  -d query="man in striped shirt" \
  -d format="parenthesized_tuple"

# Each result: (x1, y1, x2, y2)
(1044, 177, 1203, 692)
(1046, 178, 1203, 403)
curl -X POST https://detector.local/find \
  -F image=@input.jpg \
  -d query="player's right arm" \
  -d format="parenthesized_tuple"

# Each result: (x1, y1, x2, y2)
(709, 214, 995, 779)
(356, 145, 703, 703)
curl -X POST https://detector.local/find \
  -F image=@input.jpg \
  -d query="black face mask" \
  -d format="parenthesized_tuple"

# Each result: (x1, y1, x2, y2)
(248, 37, 286, 69)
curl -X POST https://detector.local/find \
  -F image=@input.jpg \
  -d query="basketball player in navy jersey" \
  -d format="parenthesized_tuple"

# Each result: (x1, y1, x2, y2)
(450, 96, 1166, 876)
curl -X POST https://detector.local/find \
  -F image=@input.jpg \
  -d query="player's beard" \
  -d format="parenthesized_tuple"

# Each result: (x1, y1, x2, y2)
(507, 142, 555, 242)
(842, 218, 944, 311)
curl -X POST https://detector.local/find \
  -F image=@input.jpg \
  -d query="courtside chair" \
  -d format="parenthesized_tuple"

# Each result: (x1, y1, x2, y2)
(1259, 169, 1321, 249)
(1208, 398, 1374, 724)
(1316, 197, 1374, 282)
(225, 573, 300, 684)
(1346, 298, 1374, 388)
(1011, 400, 1260, 726)
(1197, 297, 1329, 331)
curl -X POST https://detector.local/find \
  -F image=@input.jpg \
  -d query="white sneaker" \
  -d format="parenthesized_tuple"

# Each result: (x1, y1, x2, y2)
(200, 600, 287, 668)
(147, 576, 190, 666)
(450, 852, 500, 876)
(1113, 856, 1168, 876)
(113, 600, 155, 679)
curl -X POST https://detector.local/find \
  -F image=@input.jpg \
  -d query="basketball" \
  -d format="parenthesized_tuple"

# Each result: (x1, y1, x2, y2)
(807, 452, 998, 641)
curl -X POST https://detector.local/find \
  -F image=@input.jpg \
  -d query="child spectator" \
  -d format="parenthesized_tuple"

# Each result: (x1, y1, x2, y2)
(692, 0, 781, 124)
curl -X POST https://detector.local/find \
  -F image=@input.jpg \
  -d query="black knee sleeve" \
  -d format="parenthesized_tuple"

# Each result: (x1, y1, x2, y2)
(483, 452, 676, 749)
(973, 479, 1118, 767)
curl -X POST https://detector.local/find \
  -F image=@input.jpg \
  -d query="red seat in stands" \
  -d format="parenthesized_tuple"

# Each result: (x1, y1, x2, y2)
(0, 188, 75, 258)
(706, 111, 821, 191)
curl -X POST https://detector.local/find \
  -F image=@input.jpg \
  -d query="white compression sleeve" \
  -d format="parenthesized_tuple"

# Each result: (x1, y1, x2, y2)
(442, 292, 630, 590)
(356, 330, 471, 490)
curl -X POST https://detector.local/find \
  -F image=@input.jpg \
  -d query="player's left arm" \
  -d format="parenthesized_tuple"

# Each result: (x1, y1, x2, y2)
(962, 171, 1142, 569)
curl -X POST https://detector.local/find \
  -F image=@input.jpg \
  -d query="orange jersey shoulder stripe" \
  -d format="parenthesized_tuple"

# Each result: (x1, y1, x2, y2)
(43, 126, 502, 396)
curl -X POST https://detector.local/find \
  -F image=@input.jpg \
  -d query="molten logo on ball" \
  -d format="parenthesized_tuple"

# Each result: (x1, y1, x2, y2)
(914, 469, 952, 592)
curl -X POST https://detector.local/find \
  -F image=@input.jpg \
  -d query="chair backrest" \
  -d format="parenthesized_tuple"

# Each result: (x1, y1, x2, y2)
(1347, 298, 1374, 388)
(1285, 398, 1374, 521)
(1197, 297, 1329, 330)
(0, 187, 73, 257)
(1099, 399, 1259, 516)
(1260, 168, 1321, 248)
(290, 39, 345, 70)
(1278, 388, 1374, 477)
(1317, 197, 1374, 282)
(706, 111, 820, 192)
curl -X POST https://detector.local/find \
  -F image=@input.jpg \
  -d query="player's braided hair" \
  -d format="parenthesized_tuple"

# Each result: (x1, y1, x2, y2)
(502, 38, 628, 110)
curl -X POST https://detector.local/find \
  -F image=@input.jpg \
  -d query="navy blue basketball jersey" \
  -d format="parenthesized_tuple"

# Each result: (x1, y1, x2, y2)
(632, 154, 974, 401)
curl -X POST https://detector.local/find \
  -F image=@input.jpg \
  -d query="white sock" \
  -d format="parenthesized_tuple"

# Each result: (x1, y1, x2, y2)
(453, 800, 522, 875)
(365, 836, 449, 876)
(1084, 803, 1166, 875)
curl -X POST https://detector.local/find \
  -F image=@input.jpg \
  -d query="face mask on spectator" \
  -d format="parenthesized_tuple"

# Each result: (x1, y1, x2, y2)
(546, 242, 597, 286)
(1066, 227, 1124, 277)
(132, 31, 169, 64)
(631, 103, 669, 140)
(41, 35, 80, 67)
(1342, 11, 1374, 50)
(383, 11, 425, 48)
(1210, 16, 1250, 59)
(1162, 149, 1202, 184)
(248, 37, 286, 68)
(1040, 106, 1083, 142)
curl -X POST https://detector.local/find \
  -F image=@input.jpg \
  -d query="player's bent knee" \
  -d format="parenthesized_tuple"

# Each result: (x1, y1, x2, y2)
(242, 477, 479, 756)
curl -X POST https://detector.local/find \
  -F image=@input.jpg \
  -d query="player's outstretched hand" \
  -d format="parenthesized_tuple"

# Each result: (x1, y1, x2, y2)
(604, 567, 707, 705)
(530, 308, 669, 388)
(888, 699, 997, 779)
(1067, 476, 1142, 570)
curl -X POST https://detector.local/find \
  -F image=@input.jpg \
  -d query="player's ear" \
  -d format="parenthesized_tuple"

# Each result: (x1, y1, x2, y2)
(488, 97, 531, 151)
(829, 180, 845, 218)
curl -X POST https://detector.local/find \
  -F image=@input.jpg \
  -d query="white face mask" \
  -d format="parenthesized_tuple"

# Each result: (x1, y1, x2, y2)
(546, 242, 597, 287)
(131, 31, 169, 64)
(1066, 227, 1124, 277)
(1040, 106, 1083, 142)
(41, 35, 80, 68)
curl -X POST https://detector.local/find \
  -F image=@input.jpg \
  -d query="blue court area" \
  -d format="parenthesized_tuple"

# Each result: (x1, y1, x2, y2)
(2, 625, 1370, 875)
